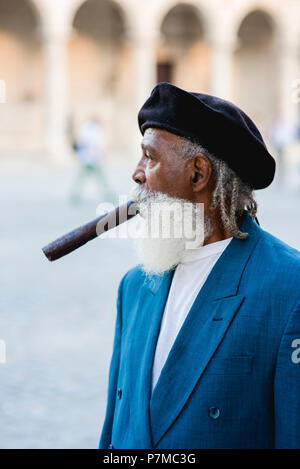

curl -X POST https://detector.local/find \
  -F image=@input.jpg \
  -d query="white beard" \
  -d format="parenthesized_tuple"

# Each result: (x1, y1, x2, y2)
(130, 186, 212, 276)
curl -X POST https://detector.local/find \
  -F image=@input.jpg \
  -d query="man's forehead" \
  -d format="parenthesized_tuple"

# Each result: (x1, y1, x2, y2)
(142, 127, 180, 147)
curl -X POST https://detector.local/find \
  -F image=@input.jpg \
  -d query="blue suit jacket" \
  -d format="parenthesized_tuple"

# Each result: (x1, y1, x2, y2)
(99, 213, 300, 449)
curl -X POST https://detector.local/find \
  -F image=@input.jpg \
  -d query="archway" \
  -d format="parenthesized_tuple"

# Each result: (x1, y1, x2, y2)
(68, 0, 132, 154)
(158, 3, 210, 92)
(0, 0, 44, 154)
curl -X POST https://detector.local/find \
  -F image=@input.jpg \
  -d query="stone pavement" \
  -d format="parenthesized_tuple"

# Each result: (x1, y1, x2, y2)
(0, 160, 299, 448)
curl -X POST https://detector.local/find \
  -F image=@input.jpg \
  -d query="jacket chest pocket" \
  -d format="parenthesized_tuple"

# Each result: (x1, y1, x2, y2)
(205, 355, 254, 375)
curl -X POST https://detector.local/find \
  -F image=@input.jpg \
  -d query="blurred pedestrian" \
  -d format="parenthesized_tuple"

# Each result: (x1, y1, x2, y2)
(70, 116, 115, 204)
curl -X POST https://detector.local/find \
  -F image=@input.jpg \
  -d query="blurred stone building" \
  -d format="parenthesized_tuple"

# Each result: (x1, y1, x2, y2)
(0, 0, 299, 178)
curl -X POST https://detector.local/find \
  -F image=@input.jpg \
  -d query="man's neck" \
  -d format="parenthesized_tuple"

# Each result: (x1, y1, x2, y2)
(203, 211, 246, 246)
(204, 232, 232, 246)
(203, 214, 235, 246)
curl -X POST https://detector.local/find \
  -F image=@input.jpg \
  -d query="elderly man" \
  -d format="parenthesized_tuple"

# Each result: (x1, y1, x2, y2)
(99, 83, 300, 449)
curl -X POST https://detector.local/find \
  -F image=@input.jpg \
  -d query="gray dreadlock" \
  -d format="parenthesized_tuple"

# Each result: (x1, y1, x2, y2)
(178, 136, 258, 240)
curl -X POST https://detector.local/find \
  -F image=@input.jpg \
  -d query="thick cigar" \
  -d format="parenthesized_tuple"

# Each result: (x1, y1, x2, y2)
(42, 200, 138, 262)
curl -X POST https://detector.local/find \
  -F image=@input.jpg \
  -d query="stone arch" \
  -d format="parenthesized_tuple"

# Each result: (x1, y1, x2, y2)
(231, 1, 281, 39)
(24, 0, 43, 27)
(0, 0, 44, 154)
(68, 0, 133, 153)
(157, 2, 211, 91)
(154, 0, 212, 41)
(69, 0, 130, 32)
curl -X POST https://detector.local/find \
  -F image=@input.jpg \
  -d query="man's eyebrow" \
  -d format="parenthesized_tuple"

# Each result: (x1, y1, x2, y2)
(141, 143, 158, 154)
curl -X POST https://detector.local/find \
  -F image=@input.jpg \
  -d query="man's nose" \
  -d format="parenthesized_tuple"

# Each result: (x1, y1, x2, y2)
(132, 165, 146, 185)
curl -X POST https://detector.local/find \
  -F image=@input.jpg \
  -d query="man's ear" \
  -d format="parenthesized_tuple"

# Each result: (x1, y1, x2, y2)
(190, 154, 212, 191)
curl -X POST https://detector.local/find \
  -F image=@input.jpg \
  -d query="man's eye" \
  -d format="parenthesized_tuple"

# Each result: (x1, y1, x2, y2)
(145, 152, 152, 159)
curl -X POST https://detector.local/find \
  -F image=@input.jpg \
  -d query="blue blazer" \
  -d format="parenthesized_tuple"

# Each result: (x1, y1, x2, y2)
(99, 213, 300, 449)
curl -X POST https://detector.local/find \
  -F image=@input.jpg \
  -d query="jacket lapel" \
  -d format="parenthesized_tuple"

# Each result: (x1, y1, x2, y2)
(125, 268, 175, 448)
(149, 213, 261, 447)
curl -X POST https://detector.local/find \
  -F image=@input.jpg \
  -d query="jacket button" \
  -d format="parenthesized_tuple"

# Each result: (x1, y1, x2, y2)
(209, 406, 220, 419)
(117, 388, 122, 399)
(108, 443, 114, 449)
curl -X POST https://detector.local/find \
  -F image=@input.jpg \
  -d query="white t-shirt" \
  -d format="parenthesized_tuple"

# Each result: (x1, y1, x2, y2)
(151, 237, 233, 393)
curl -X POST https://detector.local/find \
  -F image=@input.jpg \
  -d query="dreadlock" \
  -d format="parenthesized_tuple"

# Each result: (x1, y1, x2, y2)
(178, 136, 258, 239)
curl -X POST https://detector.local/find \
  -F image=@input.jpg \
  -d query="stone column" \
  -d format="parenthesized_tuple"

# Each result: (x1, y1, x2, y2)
(131, 28, 158, 108)
(42, 3, 71, 163)
(278, 34, 300, 188)
(210, 36, 236, 101)
(280, 39, 299, 135)
(127, 27, 158, 160)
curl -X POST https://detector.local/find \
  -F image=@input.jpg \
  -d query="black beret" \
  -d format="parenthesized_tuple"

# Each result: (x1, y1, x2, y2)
(138, 82, 276, 190)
